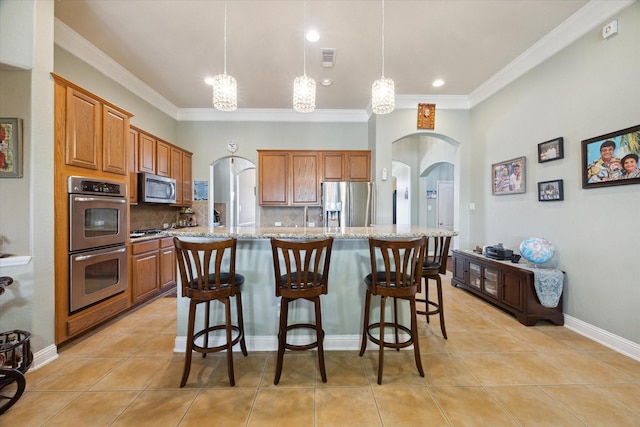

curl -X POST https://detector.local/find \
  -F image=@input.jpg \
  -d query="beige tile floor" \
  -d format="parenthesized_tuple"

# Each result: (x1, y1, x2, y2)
(5, 274, 640, 426)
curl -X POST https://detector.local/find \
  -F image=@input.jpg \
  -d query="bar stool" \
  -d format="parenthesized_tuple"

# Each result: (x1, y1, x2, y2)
(417, 236, 451, 339)
(174, 237, 248, 387)
(359, 237, 426, 385)
(270, 237, 333, 385)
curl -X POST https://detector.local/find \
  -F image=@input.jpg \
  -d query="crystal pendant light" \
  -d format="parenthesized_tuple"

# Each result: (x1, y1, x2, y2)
(293, 0, 316, 113)
(213, 0, 237, 111)
(371, 0, 394, 114)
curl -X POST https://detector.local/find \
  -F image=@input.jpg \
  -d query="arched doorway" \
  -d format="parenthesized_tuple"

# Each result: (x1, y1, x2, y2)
(209, 156, 256, 228)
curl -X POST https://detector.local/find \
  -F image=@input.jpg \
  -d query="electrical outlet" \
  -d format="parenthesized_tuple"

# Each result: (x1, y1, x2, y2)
(275, 221, 282, 226)
(602, 20, 618, 39)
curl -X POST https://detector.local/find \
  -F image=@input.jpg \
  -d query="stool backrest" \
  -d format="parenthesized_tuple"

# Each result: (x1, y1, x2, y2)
(174, 237, 239, 300)
(271, 237, 334, 299)
(368, 237, 426, 297)
(424, 235, 452, 275)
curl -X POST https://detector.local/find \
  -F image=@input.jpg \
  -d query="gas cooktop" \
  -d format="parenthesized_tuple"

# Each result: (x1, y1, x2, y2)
(130, 229, 164, 238)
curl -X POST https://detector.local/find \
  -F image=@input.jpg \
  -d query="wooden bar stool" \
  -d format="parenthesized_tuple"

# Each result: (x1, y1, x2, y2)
(417, 236, 451, 339)
(270, 237, 333, 385)
(174, 237, 248, 387)
(359, 237, 426, 385)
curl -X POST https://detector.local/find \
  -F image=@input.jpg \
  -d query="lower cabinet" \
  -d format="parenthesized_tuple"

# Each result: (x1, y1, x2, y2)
(451, 250, 564, 326)
(131, 237, 176, 303)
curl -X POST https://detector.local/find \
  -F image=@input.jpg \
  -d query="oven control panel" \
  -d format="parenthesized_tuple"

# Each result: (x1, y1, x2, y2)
(67, 176, 126, 197)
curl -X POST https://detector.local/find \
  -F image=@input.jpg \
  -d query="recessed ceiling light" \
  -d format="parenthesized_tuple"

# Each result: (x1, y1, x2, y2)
(204, 77, 215, 85)
(306, 29, 320, 43)
(321, 78, 333, 86)
(432, 79, 445, 87)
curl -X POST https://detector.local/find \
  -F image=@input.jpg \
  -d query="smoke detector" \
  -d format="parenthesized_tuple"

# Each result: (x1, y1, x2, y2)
(321, 48, 336, 67)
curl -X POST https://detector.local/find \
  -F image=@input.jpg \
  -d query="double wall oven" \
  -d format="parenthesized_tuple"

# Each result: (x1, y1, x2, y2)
(68, 176, 128, 313)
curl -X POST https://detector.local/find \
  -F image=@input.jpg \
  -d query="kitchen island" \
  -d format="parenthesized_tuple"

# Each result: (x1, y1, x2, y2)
(163, 225, 457, 352)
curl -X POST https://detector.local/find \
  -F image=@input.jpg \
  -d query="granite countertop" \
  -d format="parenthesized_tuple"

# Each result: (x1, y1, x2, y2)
(161, 225, 458, 240)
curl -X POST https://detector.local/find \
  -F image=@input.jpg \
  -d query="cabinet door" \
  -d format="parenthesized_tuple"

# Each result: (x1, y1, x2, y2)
(171, 146, 183, 205)
(131, 251, 159, 303)
(482, 267, 499, 298)
(468, 262, 482, 289)
(346, 151, 371, 181)
(452, 255, 466, 283)
(291, 152, 319, 205)
(65, 87, 101, 170)
(128, 129, 139, 204)
(259, 151, 288, 205)
(501, 271, 524, 311)
(156, 140, 171, 177)
(138, 133, 156, 174)
(321, 152, 345, 181)
(159, 239, 176, 290)
(102, 105, 128, 175)
(182, 152, 193, 205)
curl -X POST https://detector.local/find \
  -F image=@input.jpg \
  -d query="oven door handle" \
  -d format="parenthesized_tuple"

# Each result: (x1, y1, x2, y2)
(73, 196, 127, 205)
(74, 247, 127, 261)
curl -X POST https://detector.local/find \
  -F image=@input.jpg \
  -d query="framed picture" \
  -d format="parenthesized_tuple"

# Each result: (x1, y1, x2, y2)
(492, 156, 525, 195)
(582, 124, 640, 189)
(417, 103, 435, 130)
(538, 179, 564, 201)
(0, 118, 23, 178)
(538, 137, 564, 163)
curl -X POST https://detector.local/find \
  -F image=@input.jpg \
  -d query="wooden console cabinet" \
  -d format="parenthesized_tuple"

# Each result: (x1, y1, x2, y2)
(451, 250, 563, 326)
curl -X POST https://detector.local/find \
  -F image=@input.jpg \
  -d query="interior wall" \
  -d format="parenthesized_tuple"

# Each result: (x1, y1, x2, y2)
(469, 2, 640, 344)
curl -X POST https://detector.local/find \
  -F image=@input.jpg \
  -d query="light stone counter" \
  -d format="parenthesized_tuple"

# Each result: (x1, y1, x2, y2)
(166, 225, 457, 353)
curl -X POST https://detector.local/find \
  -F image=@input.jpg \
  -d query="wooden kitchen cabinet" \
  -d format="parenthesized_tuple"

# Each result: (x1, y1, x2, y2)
(131, 237, 176, 303)
(138, 132, 156, 174)
(156, 139, 171, 177)
(128, 128, 139, 204)
(291, 152, 319, 205)
(258, 151, 289, 205)
(61, 81, 130, 176)
(182, 151, 193, 205)
(159, 237, 176, 290)
(320, 151, 371, 182)
(451, 250, 564, 326)
(346, 151, 371, 181)
(171, 146, 184, 205)
(320, 152, 346, 181)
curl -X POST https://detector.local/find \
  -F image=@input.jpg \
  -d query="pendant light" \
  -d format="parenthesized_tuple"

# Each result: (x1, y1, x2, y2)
(213, 0, 237, 111)
(293, 0, 316, 113)
(371, 0, 394, 114)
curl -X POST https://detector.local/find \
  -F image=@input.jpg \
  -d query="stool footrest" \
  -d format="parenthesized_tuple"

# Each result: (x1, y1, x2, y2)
(416, 297, 441, 316)
(365, 322, 414, 350)
(281, 323, 324, 351)
(192, 324, 243, 353)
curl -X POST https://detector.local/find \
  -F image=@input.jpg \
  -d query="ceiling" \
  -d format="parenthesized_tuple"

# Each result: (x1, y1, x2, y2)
(54, 0, 593, 112)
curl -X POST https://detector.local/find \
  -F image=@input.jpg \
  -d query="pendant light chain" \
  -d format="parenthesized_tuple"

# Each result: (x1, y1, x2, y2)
(293, 0, 316, 113)
(371, 0, 394, 114)
(381, 0, 385, 78)
(213, 0, 237, 111)
(223, 0, 228, 75)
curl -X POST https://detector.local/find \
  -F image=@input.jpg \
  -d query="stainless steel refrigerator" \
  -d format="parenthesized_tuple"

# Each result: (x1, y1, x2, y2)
(321, 181, 375, 228)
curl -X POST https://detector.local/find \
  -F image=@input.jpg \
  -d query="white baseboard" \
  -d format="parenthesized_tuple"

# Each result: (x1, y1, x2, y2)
(30, 344, 59, 371)
(564, 314, 640, 361)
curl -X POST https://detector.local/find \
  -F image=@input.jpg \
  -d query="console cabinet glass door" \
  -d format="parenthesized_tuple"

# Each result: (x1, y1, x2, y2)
(468, 262, 481, 289)
(483, 268, 499, 297)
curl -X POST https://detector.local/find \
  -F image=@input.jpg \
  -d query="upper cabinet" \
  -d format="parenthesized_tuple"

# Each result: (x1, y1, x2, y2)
(258, 150, 370, 206)
(57, 75, 132, 176)
(138, 132, 156, 174)
(128, 128, 139, 204)
(320, 151, 371, 182)
(156, 139, 171, 177)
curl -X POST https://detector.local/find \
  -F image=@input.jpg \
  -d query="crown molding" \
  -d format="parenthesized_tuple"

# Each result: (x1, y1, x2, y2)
(177, 108, 369, 122)
(469, 0, 636, 107)
(54, 18, 179, 119)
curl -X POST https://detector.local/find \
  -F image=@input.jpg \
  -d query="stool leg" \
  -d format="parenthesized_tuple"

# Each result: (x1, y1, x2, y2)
(274, 298, 289, 385)
(202, 300, 211, 358)
(435, 275, 447, 339)
(235, 291, 248, 356)
(424, 278, 431, 323)
(359, 290, 372, 356)
(180, 299, 197, 387)
(314, 297, 327, 383)
(393, 297, 400, 351)
(410, 296, 424, 377)
(377, 295, 386, 385)
(224, 297, 235, 386)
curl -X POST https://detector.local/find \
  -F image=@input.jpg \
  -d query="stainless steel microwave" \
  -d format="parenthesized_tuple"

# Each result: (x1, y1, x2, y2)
(139, 173, 177, 204)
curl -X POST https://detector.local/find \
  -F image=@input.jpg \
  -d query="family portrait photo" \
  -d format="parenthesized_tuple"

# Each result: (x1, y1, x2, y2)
(538, 137, 564, 163)
(492, 156, 526, 195)
(0, 118, 23, 178)
(538, 179, 564, 201)
(582, 124, 640, 189)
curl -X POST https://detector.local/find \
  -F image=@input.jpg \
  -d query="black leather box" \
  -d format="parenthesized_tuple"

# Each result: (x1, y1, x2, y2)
(485, 247, 514, 260)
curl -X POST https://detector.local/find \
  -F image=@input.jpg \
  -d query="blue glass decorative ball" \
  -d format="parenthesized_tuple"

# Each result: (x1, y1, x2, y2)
(519, 237, 555, 264)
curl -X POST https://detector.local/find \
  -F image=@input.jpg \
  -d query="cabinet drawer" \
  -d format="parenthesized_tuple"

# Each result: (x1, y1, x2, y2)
(132, 239, 160, 254)
(160, 237, 175, 248)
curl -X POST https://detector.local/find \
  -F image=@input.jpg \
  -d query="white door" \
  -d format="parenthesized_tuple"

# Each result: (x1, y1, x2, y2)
(237, 168, 256, 226)
(437, 181, 454, 231)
